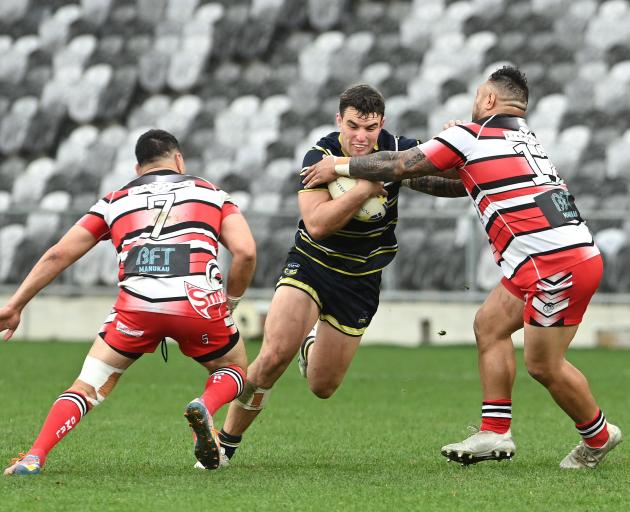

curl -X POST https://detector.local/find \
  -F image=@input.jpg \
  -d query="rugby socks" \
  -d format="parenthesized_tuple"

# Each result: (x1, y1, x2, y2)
(480, 399, 512, 434)
(577, 409, 609, 448)
(28, 390, 91, 465)
(218, 429, 242, 460)
(201, 365, 246, 416)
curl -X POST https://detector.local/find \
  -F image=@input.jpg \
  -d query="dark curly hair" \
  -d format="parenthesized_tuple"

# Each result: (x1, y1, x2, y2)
(135, 129, 181, 165)
(488, 66, 529, 107)
(339, 84, 385, 118)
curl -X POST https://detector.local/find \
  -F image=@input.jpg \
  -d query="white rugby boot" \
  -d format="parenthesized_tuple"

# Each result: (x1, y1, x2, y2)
(441, 427, 516, 465)
(297, 327, 316, 378)
(560, 423, 622, 469)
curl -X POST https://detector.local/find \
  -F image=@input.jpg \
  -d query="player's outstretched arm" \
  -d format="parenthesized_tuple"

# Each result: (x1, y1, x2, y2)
(219, 212, 256, 312)
(402, 175, 467, 198)
(0, 225, 98, 341)
(302, 147, 440, 188)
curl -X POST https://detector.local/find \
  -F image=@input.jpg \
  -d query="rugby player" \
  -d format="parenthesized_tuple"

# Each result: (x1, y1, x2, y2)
(302, 67, 622, 469)
(217, 85, 466, 462)
(1, 129, 256, 475)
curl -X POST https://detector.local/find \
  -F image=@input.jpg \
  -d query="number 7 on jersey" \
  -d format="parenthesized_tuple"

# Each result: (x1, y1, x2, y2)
(147, 193, 175, 239)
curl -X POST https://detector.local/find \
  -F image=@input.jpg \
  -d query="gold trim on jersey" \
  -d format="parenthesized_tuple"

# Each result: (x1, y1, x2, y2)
(294, 246, 385, 276)
(320, 313, 366, 336)
(276, 277, 322, 308)
(335, 219, 398, 238)
(298, 230, 398, 261)
(298, 188, 328, 194)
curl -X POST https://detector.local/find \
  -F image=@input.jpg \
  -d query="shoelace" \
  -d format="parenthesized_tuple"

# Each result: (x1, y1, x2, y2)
(572, 444, 599, 465)
(466, 425, 480, 436)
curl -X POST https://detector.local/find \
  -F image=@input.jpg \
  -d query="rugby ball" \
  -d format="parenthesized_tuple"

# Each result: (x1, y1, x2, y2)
(327, 176, 387, 222)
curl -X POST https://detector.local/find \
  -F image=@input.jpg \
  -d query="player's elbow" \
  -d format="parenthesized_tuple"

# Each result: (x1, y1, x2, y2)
(306, 224, 330, 241)
(232, 241, 257, 267)
(43, 244, 73, 267)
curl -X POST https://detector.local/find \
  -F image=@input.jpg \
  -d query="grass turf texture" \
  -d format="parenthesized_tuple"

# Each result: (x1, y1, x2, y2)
(1, 341, 628, 512)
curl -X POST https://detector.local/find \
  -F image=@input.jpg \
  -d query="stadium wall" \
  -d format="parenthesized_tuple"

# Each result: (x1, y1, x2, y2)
(3, 294, 629, 349)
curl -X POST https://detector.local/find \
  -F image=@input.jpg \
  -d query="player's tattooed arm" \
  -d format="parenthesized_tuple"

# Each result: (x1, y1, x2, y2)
(348, 146, 439, 182)
(402, 176, 467, 197)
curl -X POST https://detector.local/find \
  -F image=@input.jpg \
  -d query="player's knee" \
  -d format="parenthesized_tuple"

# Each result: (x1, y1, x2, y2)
(256, 348, 292, 381)
(473, 308, 491, 339)
(309, 385, 336, 400)
(76, 355, 125, 407)
(308, 378, 340, 399)
(524, 360, 554, 386)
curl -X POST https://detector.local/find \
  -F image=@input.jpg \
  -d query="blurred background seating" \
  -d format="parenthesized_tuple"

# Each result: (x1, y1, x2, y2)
(0, 0, 628, 293)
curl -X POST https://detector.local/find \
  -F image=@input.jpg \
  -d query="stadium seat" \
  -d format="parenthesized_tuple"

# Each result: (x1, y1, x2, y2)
(0, 96, 38, 155)
(40, 190, 71, 212)
(0, 190, 10, 212)
(0, 223, 26, 283)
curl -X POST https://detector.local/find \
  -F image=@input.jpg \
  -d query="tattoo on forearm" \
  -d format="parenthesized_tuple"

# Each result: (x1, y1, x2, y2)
(404, 176, 468, 198)
(349, 147, 436, 182)
(348, 151, 401, 181)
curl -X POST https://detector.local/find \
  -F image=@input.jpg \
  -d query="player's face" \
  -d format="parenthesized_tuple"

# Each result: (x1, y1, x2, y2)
(336, 107, 384, 157)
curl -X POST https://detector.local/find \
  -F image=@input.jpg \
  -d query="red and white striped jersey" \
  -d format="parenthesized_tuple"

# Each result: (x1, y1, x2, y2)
(421, 114, 599, 287)
(78, 169, 240, 318)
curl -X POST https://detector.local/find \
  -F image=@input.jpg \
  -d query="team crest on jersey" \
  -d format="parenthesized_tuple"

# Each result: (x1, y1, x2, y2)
(185, 281, 226, 319)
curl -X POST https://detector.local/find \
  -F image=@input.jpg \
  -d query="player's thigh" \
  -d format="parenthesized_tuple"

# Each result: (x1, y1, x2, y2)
(71, 335, 137, 399)
(474, 280, 524, 342)
(307, 320, 361, 384)
(523, 323, 579, 372)
(199, 334, 248, 373)
(85, 335, 137, 370)
(249, 286, 319, 385)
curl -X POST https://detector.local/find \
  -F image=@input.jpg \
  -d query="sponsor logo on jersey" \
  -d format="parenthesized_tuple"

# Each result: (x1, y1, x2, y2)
(185, 281, 226, 319)
(125, 244, 190, 276)
(283, 262, 300, 276)
(115, 321, 144, 337)
(128, 180, 194, 195)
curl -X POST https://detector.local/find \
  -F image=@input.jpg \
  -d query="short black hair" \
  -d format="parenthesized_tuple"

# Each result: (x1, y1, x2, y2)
(339, 84, 385, 118)
(135, 129, 181, 165)
(488, 66, 529, 106)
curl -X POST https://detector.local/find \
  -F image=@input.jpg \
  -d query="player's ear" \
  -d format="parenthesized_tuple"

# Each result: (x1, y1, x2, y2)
(175, 152, 186, 174)
(335, 112, 342, 128)
(487, 91, 497, 110)
(134, 163, 141, 175)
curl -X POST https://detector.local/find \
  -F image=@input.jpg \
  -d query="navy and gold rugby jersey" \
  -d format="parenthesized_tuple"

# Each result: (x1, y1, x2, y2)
(295, 129, 420, 276)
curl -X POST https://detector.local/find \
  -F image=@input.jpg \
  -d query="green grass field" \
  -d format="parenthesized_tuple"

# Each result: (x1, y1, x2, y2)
(0, 340, 628, 511)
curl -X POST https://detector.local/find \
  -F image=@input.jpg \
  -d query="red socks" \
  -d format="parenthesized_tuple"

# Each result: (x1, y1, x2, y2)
(28, 391, 91, 465)
(201, 365, 246, 415)
(480, 399, 512, 434)
(576, 409, 609, 448)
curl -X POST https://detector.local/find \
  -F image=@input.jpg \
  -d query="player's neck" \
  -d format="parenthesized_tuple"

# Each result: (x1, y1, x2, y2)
(138, 162, 183, 176)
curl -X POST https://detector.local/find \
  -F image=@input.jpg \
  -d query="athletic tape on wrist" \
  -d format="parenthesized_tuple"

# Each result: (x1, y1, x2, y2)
(334, 156, 350, 176)
(227, 295, 242, 313)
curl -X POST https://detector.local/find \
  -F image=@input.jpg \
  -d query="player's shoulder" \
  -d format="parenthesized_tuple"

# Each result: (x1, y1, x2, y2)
(310, 131, 342, 156)
(380, 129, 421, 151)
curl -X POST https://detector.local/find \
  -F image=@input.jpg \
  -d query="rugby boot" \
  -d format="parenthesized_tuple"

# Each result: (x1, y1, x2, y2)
(3, 454, 42, 476)
(298, 328, 316, 378)
(441, 427, 516, 465)
(560, 423, 622, 469)
(184, 398, 221, 470)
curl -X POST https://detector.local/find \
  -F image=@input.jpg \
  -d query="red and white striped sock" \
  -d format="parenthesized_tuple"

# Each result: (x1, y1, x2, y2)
(28, 390, 91, 466)
(201, 365, 245, 416)
(480, 399, 512, 434)
(576, 409, 609, 448)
